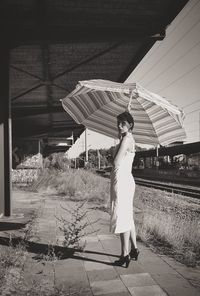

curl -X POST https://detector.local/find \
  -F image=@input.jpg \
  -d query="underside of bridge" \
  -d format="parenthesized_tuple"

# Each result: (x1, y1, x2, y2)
(0, 0, 189, 215)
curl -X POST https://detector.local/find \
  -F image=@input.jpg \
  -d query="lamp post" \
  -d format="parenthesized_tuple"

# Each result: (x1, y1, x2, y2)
(97, 149, 101, 170)
(156, 145, 159, 170)
(198, 113, 200, 168)
(85, 128, 88, 163)
(84, 129, 91, 167)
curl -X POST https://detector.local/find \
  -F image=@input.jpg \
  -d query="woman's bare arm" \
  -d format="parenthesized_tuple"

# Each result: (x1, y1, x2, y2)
(113, 136, 131, 167)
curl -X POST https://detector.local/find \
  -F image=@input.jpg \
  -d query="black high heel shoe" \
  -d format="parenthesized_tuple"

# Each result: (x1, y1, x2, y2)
(129, 248, 139, 261)
(114, 255, 130, 268)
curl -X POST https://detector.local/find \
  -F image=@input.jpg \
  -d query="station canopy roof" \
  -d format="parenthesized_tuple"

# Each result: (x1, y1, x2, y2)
(1, 0, 189, 144)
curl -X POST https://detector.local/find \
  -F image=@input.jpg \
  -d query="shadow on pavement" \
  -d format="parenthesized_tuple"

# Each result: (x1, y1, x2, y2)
(0, 236, 117, 266)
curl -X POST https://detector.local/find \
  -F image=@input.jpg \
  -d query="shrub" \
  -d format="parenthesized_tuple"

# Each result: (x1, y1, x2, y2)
(32, 168, 110, 205)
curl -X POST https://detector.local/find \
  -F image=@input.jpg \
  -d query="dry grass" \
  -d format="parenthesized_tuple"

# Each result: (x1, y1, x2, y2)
(134, 186, 200, 267)
(0, 243, 25, 290)
(32, 168, 110, 205)
(30, 168, 200, 267)
(0, 207, 81, 295)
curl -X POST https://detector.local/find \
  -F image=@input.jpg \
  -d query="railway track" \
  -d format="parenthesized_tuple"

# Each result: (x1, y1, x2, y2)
(134, 178, 200, 199)
(96, 170, 200, 199)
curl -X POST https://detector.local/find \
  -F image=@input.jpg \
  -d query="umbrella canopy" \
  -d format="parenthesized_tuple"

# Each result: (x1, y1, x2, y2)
(61, 79, 186, 146)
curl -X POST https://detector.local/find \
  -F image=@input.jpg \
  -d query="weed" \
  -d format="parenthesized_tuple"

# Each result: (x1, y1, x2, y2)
(0, 209, 39, 292)
(57, 201, 99, 249)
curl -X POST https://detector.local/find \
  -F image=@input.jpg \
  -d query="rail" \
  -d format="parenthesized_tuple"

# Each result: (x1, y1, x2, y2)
(134, 178, 200, 199)
(96, 169, 200, 199)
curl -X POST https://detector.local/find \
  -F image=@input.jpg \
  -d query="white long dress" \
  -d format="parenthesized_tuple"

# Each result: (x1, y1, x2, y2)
(110, 138, 135, 234)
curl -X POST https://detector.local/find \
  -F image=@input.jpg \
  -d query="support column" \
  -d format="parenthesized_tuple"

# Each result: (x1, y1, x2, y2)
(0, 47, 11, 217)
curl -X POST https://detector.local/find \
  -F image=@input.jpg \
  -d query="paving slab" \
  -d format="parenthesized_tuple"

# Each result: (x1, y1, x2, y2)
(96, 293, 130, 296)
(55, 265, 90, 289)
(84, 260, 114, 271)
(128, 285, 168, 296)
(163, 284, 200, 296)
(159, 255, 200, 291)
(114, 261, 145, 276)
(152, 272, 196, 288)
(120, 273, 157, 287)
(87, 268, 119, 282)
(139, 260, 178, 275)
(84, 236, 100, 243)
(119, 261, 145, 274)
(90, 279, 128, 295)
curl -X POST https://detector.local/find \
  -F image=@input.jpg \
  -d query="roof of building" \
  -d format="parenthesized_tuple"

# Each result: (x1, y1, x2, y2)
(1, 0, 189, 145)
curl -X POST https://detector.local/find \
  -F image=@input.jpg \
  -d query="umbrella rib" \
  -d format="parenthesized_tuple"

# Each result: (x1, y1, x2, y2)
(69, 91, 129, 124)
(134, 96, 159, 145)
(82, 91, 129, 122)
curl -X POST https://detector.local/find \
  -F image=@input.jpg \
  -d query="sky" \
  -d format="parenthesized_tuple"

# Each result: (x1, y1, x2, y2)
(67, 130, 117, 158)
(68, 0, 200, 158)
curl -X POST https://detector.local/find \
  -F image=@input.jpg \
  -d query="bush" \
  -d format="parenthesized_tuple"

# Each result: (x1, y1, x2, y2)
(43, 153, 70, 170)
(32, 168, 110, 205)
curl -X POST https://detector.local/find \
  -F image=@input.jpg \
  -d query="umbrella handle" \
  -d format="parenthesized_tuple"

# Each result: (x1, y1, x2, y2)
(127, 91, 135, 112)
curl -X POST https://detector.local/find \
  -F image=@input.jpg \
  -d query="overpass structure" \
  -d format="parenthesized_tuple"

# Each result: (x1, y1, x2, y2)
(0, 0, 189, 216)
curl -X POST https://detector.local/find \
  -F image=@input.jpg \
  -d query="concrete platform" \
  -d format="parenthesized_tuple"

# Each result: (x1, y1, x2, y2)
(0, 189, 200, 296)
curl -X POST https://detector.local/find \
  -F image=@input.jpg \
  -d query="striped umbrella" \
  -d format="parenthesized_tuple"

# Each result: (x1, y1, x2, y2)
(61, 79, 186, 146)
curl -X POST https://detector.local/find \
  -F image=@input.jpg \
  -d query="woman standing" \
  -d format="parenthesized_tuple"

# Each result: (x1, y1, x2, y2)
(110, 111, 139, 268)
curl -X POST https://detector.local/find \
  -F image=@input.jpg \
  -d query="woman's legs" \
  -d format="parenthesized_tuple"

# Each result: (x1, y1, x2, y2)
(120, 231, 130, 256)
(119, 221, 137, 256)
(115, 227, 138, 266)
(130, 221, 137, 250)
(115, 231, 131, 268)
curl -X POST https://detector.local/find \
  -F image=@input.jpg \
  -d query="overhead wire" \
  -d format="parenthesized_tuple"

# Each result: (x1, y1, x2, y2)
(182, 99, 200, 108)
(184, 117, 199, 119)
(186, 130, 199, 134)
(185, 107, 200, 115)
(184, 119, 199, 123)
(187, 128, 199, 131)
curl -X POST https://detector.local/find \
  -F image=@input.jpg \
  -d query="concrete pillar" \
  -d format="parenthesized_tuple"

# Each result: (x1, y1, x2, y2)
(0, 47, 11, 217)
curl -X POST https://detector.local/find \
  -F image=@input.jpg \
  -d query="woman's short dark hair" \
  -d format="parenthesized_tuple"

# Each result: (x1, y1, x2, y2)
(117, 111, 134, 130)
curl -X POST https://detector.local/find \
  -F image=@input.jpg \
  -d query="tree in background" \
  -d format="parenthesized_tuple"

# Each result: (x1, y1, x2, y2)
(79, 149, 110, 168)
(44, 152, 71, 170)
